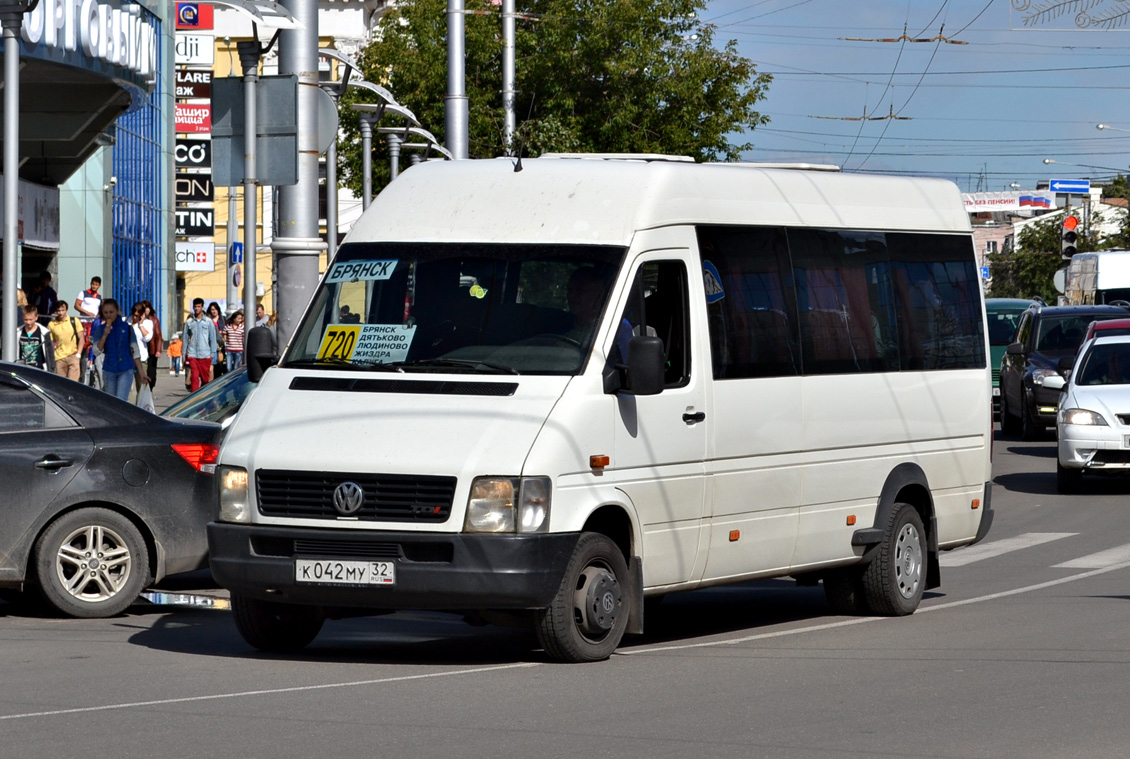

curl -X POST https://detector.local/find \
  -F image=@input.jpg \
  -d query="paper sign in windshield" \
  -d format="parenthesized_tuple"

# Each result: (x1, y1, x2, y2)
(317, 324, 417, 363)
(325, 259, 398, 284)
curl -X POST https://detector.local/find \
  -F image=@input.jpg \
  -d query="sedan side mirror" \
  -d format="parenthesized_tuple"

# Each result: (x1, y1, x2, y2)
(1044, 375, 1066, 391)
(1058, 355, 1076, 372)
(1006, 341, 1025, 356)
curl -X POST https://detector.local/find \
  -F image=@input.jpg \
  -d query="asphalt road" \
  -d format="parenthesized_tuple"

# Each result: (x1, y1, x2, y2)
(3, 425, 1130, 759)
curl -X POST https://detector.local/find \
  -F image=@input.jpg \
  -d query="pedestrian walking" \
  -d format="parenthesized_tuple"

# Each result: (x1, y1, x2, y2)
(184, 297, 218, 392)
(143, 301, 163, 388)
(255, 302, 269, 328)
(47, 301, 85, 381)
(167, 332, 183, 376)
(223, 310, 245, 372)
(208, 302, 227, 378)
(34, 271, 57, 325)
(93, 299, 145, 402)
(129, 302, 152, 395)
(74, 276, 102, 384)
(16, 305, 56, 372)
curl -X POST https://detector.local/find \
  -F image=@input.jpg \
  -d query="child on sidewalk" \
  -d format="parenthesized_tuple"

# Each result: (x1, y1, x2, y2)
(167, 332, 183, 376)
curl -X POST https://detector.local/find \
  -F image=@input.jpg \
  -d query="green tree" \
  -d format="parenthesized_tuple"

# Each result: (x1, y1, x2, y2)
(336, 0, 772, 194)
(988, 214, 1100, 302)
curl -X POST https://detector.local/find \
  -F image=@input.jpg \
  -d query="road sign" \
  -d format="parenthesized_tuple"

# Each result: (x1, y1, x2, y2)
(230, 242, 244, 264)
(1049, 179, 1090, 194)
(980, 266, 990, 279)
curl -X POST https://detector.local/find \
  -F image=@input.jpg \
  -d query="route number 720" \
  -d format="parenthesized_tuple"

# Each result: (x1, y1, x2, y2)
(316, 325, 360, 361)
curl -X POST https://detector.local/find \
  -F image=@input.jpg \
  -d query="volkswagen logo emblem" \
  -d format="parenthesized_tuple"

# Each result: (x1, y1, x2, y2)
(332, 481, 365, 516)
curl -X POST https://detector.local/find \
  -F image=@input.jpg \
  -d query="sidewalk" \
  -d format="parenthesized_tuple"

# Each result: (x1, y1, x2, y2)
(151, 369, 193, 413)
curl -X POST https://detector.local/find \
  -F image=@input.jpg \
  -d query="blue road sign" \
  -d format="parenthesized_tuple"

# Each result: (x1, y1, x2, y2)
(230, 242, 243, 264)
(980, 266, 990, 279)
(1049, 179, 1090, 194)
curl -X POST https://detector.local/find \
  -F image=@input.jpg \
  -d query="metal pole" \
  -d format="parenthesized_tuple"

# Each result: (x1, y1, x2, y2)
(326, 138, 337, 260)
(445, 0, 469, 159)
(226, 187, 239, 310)
(1, 11, 22, 362)
(237, 41, 260, 319)
(276, 0, 327, 349)
(359, 115, 372, 209)
(388, 134, 401, 182)
(502, 0, 515, 155)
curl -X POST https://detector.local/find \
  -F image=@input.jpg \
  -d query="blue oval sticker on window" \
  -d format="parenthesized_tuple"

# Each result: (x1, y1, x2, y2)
(702, 260, 725, 304)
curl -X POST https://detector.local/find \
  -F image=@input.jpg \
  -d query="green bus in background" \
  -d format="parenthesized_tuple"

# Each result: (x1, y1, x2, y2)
(986, 298, 1038, 414)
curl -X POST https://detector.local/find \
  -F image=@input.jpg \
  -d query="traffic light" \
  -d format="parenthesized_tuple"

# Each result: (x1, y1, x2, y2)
(1061, 215, 1080, 259)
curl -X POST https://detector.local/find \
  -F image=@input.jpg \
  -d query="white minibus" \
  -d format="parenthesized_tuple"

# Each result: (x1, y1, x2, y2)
(209, 156, 994, 662)
(1065, 249, 1130, 306)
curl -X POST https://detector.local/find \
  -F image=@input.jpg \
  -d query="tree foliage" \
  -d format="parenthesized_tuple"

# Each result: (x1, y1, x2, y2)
(336, 0, 772, 194)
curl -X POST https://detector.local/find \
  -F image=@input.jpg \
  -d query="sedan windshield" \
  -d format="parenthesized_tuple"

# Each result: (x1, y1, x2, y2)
(1077, 343, 1130, 386)
(284, 243, 626, 375)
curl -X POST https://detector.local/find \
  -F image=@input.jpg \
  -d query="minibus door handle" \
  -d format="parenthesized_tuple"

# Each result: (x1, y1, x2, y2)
(682, 411, 706, 424)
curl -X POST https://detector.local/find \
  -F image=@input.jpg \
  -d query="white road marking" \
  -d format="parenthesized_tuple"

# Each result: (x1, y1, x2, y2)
(1054, 543, 1130, 569)
(939, 532, 1077, 567)
(0, 663, 538, 722)
(625, 556, 1130, 656)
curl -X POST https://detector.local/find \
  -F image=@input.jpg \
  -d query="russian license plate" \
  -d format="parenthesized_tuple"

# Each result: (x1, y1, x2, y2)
(993, 387, 1000, 397)
(295, 559, 395, 585)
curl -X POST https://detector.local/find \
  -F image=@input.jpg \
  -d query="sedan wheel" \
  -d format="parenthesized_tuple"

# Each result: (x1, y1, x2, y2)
(34, 508, 149, 618)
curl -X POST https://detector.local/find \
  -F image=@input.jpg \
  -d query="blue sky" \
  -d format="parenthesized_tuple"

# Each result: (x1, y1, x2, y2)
(701, 0, 1130, 191)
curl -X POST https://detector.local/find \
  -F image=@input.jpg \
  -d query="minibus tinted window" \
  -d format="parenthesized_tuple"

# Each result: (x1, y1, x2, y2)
(697, 226, 800, 379)
(284, 243, 626, 375)
(789, 229, 899, 375)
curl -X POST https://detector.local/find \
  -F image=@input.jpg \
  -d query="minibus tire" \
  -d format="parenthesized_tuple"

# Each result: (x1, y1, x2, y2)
(232, 594, 324, 653)
(860, 504, 926, 616)
(535, 533, 630, 663)
(822, 568, 868, 615)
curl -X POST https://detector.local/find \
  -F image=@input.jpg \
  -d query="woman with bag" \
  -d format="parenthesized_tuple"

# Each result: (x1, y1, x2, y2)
(143, 301, 162, 388)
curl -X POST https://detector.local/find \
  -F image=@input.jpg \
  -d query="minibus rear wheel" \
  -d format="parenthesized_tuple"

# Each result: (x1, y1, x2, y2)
(860, 504, 926, 616)
(535, 533, 630, 663)
(232, 594, 324, 653)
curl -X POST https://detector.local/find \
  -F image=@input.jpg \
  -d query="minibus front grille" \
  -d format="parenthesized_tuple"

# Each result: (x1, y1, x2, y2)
(256, 470, 457, 522)
(289, 376, 518, 396)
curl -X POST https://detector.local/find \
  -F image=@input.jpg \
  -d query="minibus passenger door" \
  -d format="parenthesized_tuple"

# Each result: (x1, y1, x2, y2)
(610, 256, 708, 587)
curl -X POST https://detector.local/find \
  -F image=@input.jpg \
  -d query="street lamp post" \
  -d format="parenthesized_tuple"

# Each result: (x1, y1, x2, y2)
(0, 0, 36, 362)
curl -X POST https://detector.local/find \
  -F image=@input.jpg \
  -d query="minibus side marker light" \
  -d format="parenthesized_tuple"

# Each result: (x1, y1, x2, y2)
(972, 499, 980, 510)
(729, 530, 740, 542)
(590, 455, 610, 469)
(846, 515, 856, 526)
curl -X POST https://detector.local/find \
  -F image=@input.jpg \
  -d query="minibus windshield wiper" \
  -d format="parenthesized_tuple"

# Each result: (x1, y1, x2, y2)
(391, 358, 520, 375)
(282, 358, 404, 372)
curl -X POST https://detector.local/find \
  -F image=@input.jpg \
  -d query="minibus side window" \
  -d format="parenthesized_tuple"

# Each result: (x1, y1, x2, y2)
(696, 226, 800, 379)
(614, 261, 691, 388)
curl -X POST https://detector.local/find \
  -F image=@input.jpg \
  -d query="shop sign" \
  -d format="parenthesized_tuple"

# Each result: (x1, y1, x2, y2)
(176, 69, 212, 99)
(175, 2, 214, 30)
(20, 0, 159, 78)
(175, 33, 214, 65)
(175, 241, 215, 272)
(175, 173, 213, 203)
(176, 103, 211, 133)
(175, 138, 211, 169)
(175, 207, 214, 237)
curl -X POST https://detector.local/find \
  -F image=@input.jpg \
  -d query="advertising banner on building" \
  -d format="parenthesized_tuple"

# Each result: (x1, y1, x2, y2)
(962, 191, 1055, 213)
(175, 207, 215, 237)
(175, 34, 214, 65)
(175, 241, 215, 271)
(176, 2, 214, 30)
(0, 175, 60, 250)
(175, 173, 214, 202)
(175, 138, 211, 169)
(176, 69, 212, 99)
(175, 103, 211, 133)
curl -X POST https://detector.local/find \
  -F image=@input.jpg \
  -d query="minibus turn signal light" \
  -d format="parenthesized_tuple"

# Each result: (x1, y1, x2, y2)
(729, 530, 740, 542)
(846, 515, 856, 526)
(590, 455, 610, 469)
(972, 499, 980, 510)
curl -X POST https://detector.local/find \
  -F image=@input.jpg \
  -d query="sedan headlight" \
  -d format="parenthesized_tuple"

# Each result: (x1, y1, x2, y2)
(1060, 408, 1109, 426)
(464, 476, 551, 534)
(1032, 369, 1059, 386)
(218, 465, 251, 523)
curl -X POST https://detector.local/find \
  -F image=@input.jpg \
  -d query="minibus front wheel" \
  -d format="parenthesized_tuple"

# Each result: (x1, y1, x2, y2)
(232, 594, 325, 653)
(535, 532, 630, 663)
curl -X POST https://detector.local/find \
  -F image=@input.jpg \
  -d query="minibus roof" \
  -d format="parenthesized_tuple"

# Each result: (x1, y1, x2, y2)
(349, 157, 971, 247)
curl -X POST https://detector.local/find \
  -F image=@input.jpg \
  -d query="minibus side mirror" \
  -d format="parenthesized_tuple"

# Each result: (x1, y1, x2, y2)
(619, 335, 665, 396)
(245, 326, 277, 384)
(1006, 341, 1025, 355)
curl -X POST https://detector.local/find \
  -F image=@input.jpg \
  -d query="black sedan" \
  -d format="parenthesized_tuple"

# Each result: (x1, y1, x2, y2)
(0, 363, 220, 617)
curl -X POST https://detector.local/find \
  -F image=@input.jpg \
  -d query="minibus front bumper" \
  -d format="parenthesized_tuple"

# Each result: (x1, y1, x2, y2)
(207, 523, 580, 610)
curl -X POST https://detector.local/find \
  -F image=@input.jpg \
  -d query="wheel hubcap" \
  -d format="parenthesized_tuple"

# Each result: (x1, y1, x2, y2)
(573, 565, 622, 638)
(894, 523, 922, 599)
(55, 525, 132, 603)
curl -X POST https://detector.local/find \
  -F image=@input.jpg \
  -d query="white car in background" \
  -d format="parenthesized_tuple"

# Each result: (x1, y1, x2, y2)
(1057, 334, 1130, 493)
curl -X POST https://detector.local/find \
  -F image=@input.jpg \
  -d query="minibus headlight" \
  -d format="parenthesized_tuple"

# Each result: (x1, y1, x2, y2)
(1061, 408, 1109, 427)
(218, 466, 251, 523)
(465, 477, 551, 534)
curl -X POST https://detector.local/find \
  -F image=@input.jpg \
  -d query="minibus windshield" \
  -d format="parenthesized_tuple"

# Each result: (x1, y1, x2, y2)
(283, 242, 626, 375)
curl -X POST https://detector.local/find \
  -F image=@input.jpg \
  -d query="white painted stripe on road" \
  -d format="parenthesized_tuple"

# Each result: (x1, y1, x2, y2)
(625, 556, 1130, 656)
(0, 662, 538, 722)
(939, 532, 1077, 567)
(1054, 543, 1130, 569)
